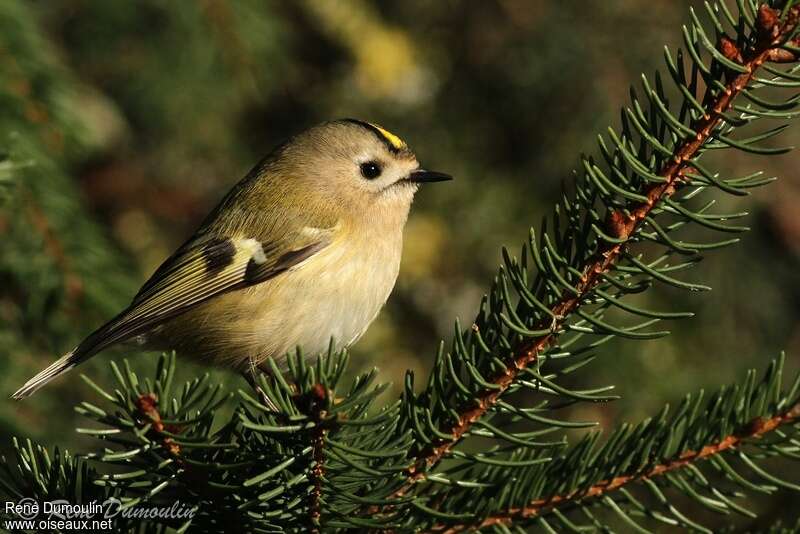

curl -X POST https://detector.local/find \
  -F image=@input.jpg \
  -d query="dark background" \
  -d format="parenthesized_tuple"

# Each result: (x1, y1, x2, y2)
(1, 1, 798, 528)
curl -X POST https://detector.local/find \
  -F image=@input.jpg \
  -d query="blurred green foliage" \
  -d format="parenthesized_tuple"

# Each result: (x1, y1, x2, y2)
(0, 2, 799, 524)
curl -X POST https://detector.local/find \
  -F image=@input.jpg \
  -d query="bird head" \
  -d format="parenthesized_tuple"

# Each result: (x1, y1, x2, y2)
(268, 119, 451, 228)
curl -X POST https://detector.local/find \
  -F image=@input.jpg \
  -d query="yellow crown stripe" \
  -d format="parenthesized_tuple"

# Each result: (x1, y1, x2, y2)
(369, 123, 407, 151)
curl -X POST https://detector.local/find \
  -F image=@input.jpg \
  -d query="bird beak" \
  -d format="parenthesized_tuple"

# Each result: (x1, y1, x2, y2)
(407, 169, 453, 183)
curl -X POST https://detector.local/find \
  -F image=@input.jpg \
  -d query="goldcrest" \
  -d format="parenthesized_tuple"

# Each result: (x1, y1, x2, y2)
(13, 119, 451, 399)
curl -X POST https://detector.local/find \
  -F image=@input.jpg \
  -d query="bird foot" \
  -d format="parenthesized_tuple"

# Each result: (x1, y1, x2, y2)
(244, 358, 280, 412)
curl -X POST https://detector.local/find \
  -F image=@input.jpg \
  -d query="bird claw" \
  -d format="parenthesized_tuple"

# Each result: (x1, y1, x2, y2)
(247, 357, 280, 412)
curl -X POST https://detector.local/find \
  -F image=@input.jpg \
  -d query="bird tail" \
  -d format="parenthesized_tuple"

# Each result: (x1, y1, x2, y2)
(12, 348, 84, 400)
(12, 306, 138, 399)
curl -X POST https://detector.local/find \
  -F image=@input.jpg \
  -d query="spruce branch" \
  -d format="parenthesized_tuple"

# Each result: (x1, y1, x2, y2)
(400, 2, 800, 489)
(430, 403, 800, 532)
(3, 347, 800, 532)
(418, 354, 800, 532)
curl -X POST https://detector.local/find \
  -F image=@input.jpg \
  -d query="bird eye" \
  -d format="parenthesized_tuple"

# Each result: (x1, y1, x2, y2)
(360, 161, 382, 180)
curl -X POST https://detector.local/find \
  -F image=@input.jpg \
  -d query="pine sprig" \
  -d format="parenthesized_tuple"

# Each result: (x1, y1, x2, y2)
(420, 355, 800, 532)
(2, 351, 799, 532)
(0, 350, 402, 532)
(395, 0, 800, 498)
(0, 438, 108, 506)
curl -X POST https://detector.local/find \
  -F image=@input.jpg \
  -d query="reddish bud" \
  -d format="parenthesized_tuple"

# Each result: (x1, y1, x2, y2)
(606, 210, 633, 240)
(757, 5, 780, 36)
(135, 393, 182, 456)
(741, 416, 765, 436)
(310, 383, 327, 402)
(135, 393, 161, 427)
(767, 48, 797, 62)
(719, 36, 742, 63)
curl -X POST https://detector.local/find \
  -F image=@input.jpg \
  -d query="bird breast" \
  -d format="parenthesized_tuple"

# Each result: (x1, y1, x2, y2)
(212, 224, 404, 367)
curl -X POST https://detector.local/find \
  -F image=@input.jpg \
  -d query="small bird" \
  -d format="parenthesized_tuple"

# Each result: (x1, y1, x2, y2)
(13, 119, 451, 399)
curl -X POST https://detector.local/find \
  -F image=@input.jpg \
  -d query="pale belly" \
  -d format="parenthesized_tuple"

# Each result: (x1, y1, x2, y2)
(150, 232, 402, 370)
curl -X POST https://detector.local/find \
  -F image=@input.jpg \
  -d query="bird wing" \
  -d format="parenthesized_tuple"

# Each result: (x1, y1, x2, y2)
(75, 229, 333, 358)
(12, 227, 333, 400)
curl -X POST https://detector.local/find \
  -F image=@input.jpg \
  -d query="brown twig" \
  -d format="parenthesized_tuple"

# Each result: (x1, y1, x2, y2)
(397, 3, 800, 491)
(135, 393, 182, 458)
(427, 401, 800, 533)
(301, 383, 329, 534)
